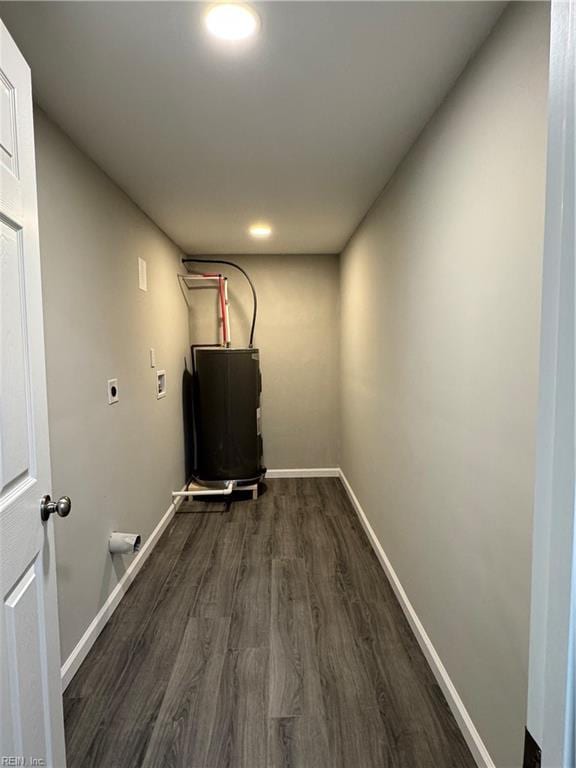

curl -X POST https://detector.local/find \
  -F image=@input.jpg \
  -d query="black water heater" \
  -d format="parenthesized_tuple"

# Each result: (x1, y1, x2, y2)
(193, 347, 263, 482)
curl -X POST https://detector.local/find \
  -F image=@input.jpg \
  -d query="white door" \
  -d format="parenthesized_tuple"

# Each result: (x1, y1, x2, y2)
(0, 21, 67, 768)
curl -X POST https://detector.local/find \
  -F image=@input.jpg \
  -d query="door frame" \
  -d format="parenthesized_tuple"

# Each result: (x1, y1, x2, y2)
(526, 0, 575, 765)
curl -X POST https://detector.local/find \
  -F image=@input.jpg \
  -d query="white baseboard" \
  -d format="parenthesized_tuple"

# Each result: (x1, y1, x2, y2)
(266, 467, 340, 478)
(60, 488, 186, 691)
(338, 469, 495, 768)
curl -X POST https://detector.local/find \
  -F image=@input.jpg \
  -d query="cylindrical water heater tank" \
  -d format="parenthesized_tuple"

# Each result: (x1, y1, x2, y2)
(193, 347, 264, 482)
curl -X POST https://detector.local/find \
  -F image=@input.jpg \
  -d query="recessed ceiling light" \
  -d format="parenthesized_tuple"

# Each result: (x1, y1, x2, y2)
(205, 3, 260, 41)
(249, 222, 272, 239)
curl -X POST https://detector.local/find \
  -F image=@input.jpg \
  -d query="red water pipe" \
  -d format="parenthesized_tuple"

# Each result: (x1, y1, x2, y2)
(202, 272, 228, 346)
(219, 276, 228, 346)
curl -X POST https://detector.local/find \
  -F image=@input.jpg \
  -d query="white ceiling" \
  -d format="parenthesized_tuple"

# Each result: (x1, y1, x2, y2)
(1, 1, 504, 254)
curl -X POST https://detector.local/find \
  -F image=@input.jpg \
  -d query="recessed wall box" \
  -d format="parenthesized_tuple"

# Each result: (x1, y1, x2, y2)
(108, 378, 119, 404)
(157, 370, 166, 399)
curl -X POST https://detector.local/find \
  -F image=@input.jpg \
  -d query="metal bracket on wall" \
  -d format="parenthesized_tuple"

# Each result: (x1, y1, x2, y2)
(178, 273, 231, 347)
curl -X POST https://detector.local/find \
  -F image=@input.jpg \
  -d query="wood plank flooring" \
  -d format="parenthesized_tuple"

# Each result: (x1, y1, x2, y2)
(64, 478, 476, 768)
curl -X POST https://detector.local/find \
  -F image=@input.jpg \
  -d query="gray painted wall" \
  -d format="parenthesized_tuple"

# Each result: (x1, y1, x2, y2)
(339, 4, 549, 766)
(186, 254, 340, 469)
(34, 110, 190, 662)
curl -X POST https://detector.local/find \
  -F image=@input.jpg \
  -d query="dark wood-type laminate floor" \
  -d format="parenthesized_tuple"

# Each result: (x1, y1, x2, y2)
(64, 478, 476, 768)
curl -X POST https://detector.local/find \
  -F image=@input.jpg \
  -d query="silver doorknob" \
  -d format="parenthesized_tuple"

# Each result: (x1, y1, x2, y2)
(41, 495, 71, 522)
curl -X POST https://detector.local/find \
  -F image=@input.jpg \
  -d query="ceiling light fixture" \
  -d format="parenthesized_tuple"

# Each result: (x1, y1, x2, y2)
(249, 222, 272, 239)
(205, 3, 260, 41)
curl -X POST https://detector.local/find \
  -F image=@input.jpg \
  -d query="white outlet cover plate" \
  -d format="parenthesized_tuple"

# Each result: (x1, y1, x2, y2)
(108, 378, 119, 404)
(138, 257, 147, 291)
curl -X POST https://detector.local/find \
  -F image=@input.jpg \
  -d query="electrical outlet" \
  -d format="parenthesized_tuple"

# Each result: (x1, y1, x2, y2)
(107, 378, 119, 404)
